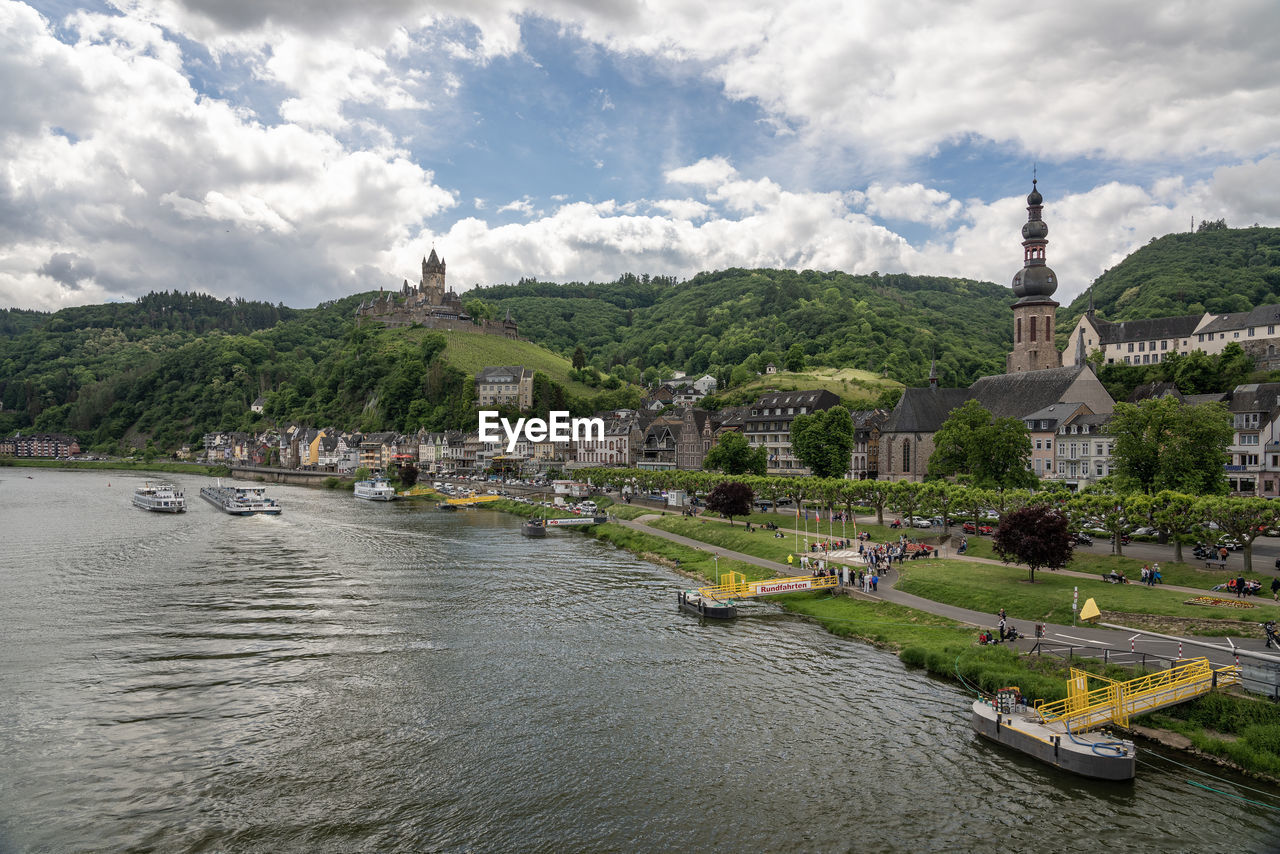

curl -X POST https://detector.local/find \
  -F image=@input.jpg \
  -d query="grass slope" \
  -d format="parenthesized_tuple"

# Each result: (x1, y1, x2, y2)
(400, 328, 601, 398)
(723, 367, 901, 406)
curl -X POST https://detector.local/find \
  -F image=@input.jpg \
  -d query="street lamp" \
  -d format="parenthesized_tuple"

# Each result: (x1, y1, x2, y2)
(714, 554, 719, 585)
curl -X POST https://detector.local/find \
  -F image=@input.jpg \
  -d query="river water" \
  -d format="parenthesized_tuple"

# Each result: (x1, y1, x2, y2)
(2, 469, 1278, 853)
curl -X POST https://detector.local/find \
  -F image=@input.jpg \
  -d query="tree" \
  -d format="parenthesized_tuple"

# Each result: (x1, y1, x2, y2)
(1198, 496, 1278, 572)
(928, 400, 1035, 489)
(1108, 397, 1232, 495)
(784, 343, 806, 372)
(1150, 490, 1199, 563)
(397, 461, 419, 488)
(790, 405, 854, 478)
(992, 504, 1075, 582)
(703, 431, 767, 476)
(572, 345, 587, 370)
(1069, 492, 1134, 556)
(705, 480, 755, 525)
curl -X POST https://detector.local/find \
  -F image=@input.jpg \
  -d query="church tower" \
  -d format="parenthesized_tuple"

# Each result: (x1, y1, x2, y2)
(421, 248, 446, 305)
(1006, 179, 1063, 373)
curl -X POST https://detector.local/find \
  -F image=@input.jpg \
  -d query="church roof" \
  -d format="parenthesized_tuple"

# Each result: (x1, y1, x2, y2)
(885, 365, 1103, 434)
(1127, 381, 1182, 402)
(968, 365, 1095, 419)
(1088, 314, 1202, 344)
(883, 387, 969, 433)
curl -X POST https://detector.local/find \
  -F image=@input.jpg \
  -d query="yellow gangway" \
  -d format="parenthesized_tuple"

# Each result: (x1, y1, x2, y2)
(1036, 658, 1239, 733)
(445, 494, 503, 506)
(697, 573, 838, 601)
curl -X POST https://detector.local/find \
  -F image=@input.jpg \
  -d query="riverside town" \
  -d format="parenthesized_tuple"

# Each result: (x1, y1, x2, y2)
(5, 6, 1280, 850)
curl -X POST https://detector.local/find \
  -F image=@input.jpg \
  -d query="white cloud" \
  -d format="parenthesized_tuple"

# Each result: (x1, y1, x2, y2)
(863, 183, 962, 227)
(0, 3, 454, 311)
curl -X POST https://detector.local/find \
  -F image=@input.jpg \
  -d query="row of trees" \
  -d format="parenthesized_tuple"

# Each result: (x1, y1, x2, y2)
(580, 467, 1280, 573)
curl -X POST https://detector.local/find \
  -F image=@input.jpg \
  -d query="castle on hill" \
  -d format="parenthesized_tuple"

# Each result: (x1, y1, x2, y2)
(355, 249, 518, 338)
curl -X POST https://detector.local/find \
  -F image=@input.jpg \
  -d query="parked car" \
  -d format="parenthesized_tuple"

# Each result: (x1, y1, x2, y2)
(1131, 527, 1157, 537)
(1073, 532, 1093, 546)
(906, 516, 932, 528)
(1217, 537, 1243, 551)
(963, 521, 994, 535)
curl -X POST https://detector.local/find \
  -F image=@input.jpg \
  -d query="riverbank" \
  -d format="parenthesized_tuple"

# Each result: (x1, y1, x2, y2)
(533, 501, 1280, 783)
(2, 458, 230, 476)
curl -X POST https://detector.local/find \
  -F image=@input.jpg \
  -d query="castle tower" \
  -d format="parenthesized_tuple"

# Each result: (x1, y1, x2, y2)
(1006, 179, 1063, 373)
(421, 248, 446, 305)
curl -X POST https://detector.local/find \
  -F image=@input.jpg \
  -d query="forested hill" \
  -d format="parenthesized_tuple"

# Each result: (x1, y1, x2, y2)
(467, 268, 1014, 389)
(1059, 224, 1280, 326)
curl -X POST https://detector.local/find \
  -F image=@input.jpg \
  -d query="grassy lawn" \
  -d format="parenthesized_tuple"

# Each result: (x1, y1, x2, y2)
(651, 515, 810, 568)
(728, 366, 900, 407)
(894, 559, 1271, 628)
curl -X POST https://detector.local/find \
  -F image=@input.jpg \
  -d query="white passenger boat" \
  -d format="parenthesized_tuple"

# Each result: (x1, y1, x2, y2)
(132, 482, 186, 513)
(353, 476, 398, 501)
(199, 482, 282, 516)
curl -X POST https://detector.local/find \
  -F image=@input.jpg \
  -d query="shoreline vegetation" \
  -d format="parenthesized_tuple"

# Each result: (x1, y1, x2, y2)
(11, 461, 1280, 782)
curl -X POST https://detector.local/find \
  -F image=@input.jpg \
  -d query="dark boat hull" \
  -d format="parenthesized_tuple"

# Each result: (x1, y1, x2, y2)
(677, 590, 737, 619)
(522, 521, 547, 538)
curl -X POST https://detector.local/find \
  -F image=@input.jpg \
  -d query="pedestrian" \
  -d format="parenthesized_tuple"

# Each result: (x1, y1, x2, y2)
(1272, 576, 1279, 602)
(1236, 574, 1246, 598)
(1152, 562, 1161, 585)
(998, 607, 1006, 621)
(1221, 545, 1229, 562)
(871, 573, 879, 592)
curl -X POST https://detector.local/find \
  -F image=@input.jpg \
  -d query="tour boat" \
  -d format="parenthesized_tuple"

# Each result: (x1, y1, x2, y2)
(132, 483, 186, 513)
(199, 482, 282, 516)
(354, 476, 398, 501)
(970, 696, 1135, 781)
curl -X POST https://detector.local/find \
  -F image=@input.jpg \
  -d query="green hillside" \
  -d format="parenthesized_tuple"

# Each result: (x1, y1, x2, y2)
(1059, 224, 1280, 327)
(469, 268, 1014, 389)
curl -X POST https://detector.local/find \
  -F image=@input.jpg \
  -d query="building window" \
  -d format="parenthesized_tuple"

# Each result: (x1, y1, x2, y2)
(1161, 340, 1168, 350)
(1096, 462, 1104, 477)
(1046, 316, 1052, 340)
(902, 441, 911, 472)
(1030, 316, 1037, 342)
(1096, 444, 1103, 456)
(1235, 332, 1241, 338)
(1128, 342, 1135, 352)
(1139, 342, 1145, 352)
(1249, 327, 1256, 337)
(1124, 356, 1131, 364)
(1240, 433, 1259, 445)
(1058, 461, 1066, 474)
(1198, 334, 1204, 343)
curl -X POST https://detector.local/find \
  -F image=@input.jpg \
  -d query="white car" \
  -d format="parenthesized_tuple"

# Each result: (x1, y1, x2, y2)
(906, 516, 932, 528)
(1131, 526, 1156, 537)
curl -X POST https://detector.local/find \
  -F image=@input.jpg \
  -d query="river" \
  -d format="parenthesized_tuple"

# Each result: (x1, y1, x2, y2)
(1, 469, 1278, 853)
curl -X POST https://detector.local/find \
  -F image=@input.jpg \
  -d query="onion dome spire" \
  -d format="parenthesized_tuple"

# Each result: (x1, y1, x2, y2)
(1011, 178, 1058, 302)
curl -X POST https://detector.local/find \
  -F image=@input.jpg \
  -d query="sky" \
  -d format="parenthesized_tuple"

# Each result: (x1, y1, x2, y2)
(4, 0, 1280, 313)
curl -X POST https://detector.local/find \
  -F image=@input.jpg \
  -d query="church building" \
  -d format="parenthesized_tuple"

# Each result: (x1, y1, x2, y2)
(877, 181, 1115, 482)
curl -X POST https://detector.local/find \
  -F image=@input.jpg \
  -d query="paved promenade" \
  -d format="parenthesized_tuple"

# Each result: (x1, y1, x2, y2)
(617, 515, 1280, 670)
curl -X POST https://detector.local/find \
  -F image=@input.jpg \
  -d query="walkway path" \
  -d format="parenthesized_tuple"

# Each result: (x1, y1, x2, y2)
(617, 514, 1279, 670)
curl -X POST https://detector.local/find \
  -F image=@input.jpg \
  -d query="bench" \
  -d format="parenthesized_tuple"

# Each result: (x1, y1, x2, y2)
(1204, 559, 1228, 570)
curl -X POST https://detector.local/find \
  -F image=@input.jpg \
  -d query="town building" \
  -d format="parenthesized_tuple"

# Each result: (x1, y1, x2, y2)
(1007, 180, 1063, 374)
(1, 432, 81, 458)
(742, 389, 842, 476)
(476, 366, 535, 409)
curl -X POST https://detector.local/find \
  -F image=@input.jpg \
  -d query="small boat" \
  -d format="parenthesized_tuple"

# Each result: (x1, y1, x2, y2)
(970, 694, 1135, 780)
(199, 482, 282, 516)
(132, 482, 186, 513)
(522, 518, 547, 538)
(677, 589, 738, 619)
(354, 476, 398, 501)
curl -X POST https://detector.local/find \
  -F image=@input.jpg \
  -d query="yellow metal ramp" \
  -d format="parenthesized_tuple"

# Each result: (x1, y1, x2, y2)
(1036, 658, 1239, 733)
(445, 494, 503, 506)
(697, 573, 838, 602)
